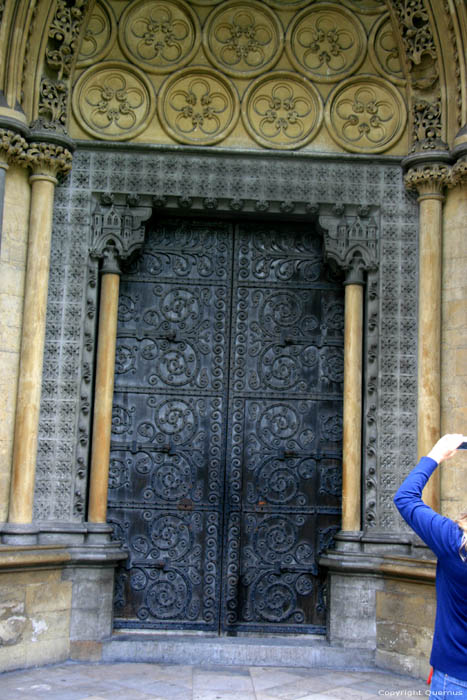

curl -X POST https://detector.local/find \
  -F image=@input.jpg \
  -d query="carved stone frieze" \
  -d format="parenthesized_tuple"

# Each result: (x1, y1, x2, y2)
(388, 0, 443, 151)
(412, 99, 444, 150)
(34, 80, 69, 131)
(35, 0, 89, 134)
(68, 0, 410, 155)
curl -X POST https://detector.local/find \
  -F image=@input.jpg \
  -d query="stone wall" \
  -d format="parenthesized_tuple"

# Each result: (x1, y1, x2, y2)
(0, 165, 30, 521)
(376, 575, 435, 679)
(0, 548, 72, 672)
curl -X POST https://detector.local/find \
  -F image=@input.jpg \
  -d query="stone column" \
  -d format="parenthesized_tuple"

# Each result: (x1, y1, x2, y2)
(342, 269, 364, 532)
(323, 210, 379, 535)
(403, 152, 451, 512)
(7, 140, 72, 532)
(87, 201, 151, 528)
(88, 249, 121, 524)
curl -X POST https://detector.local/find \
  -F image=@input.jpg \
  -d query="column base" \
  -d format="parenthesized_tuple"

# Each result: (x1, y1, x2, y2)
(0, 523, 40, 545)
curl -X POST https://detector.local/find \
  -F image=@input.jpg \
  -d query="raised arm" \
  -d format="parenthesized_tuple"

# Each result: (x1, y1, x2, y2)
(394, 434, 466, 556)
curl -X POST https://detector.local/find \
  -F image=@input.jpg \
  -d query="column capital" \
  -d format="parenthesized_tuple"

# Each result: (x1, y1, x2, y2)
(90, 199, 152, 272)
(402, 149, 452, 197)
(449, 124, 467, 188)
(24, 141, 73, 181)
(322, 208, 379, 285)
(0, 127, 28, 170)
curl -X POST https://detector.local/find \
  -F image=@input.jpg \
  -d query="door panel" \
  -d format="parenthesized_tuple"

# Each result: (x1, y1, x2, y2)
(109, 217, 343, 633)
(222, 222, 343, 633)
(109, 219, 232, 631)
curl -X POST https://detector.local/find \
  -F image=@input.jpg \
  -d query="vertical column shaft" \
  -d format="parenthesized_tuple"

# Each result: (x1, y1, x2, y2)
(341, 281, 364, 532)
(0, 163, 7, 247)
(417, 193, 443, 511)
(88, 270, 120, 523)
(8, 174, 57, 523)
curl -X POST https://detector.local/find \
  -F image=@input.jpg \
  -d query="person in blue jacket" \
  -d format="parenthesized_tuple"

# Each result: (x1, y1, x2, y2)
(394, 433, 467, 698)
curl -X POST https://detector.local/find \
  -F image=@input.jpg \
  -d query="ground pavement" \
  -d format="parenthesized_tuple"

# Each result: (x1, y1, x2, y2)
(0, 661, 431, 699)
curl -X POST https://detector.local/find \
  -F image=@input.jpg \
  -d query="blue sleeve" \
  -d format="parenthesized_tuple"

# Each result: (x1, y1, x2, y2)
(394, 456, 459, 558)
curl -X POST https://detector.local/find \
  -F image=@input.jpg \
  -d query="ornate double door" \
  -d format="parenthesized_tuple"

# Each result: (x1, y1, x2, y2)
(108, 216, 344, 634)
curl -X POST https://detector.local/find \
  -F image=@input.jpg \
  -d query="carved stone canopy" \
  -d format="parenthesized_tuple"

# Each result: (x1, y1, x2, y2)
(90, 197, 152, 273)
(320, 205, 379, 285)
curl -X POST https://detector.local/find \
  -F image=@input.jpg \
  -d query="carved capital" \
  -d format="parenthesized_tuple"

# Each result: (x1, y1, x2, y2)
(0, 128, 28, 168)
(403, 163, 451, 196)
(322, 213, 379, 285)
(90, 201, 152, 273)
(450, 124, 467, 188)
(449, 158, 467, 188)
(24, 141, 73, 180)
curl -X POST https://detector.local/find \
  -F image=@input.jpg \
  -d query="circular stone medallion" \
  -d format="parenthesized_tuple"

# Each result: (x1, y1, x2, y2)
(158, 66, 240, 145)
(340, 0, 386, 14)
(242, 71, 323, 150)
(324, 75, 407, 153)
(118, 0, 201, 74)
(72, 61, 156, 141)
(263, 0, 313, 9)
(285, 3, 367, 83)
(77, 0, 117, 67)
(203, 0, 283, 78)
(368, 14, 405, 85)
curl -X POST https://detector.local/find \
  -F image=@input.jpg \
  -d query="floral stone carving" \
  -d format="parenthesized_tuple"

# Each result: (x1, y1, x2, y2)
(72, 61, 156, 141)
(76, 0, 117, 67)
(324, 76, 407, 153)
(285, 3, 367, 83)
(241, 71, 323, 150)
(158, 67, 240, 145)
(118, 0, 201, 74)
(203, 0, 283, 78)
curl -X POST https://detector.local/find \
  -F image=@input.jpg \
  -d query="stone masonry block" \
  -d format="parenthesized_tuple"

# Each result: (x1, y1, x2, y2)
(70, 640, 103, 661)
(25, 580, 72, 614)
(376, 591, 435, 627)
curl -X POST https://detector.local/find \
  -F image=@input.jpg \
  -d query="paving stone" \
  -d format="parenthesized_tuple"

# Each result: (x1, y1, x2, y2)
(0, 660, 429, 700)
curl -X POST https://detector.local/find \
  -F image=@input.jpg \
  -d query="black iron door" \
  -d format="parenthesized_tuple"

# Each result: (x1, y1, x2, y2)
(108, 217, 343, 634)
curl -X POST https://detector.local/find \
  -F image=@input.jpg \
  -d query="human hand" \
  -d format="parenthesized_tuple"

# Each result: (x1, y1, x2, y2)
(427, 433, 467, 464)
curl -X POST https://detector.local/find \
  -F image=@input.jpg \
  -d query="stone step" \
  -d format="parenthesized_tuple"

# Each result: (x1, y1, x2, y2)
(103, 633, 375, 670)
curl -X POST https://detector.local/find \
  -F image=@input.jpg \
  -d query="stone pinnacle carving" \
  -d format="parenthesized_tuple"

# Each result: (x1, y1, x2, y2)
(90, 201, 151, 273)
(323, 213, 379, 284)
